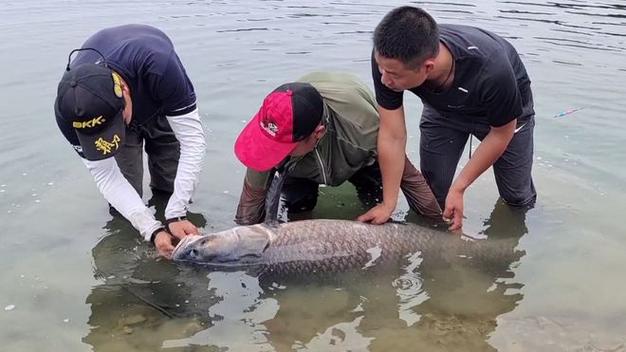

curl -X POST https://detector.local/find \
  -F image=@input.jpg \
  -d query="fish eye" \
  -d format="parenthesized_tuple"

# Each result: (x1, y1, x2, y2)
(190, 249, 198, 257)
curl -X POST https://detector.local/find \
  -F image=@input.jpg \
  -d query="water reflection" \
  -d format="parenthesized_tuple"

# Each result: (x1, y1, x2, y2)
(163, 271, 279, 351)
(83, 193, 211, 351)
(278, 201, 526, 351)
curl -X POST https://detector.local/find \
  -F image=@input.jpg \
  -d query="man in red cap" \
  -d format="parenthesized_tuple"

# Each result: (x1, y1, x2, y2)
(234, 72, 441, 225)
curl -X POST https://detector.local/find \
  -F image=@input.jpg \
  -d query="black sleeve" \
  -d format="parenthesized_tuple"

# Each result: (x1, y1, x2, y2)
(478, 56, 523, 127)
(147, 51, 197, 116)
(371, 50, 404, 110)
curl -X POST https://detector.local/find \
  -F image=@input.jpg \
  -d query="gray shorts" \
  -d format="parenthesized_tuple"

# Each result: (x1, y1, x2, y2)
(114, 116, 180, 197)
(419, 105, 536, 208)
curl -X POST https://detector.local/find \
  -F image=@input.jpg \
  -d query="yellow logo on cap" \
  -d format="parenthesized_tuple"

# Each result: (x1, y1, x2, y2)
(73, 115, 105, 129)
(112, 72, 123, 98)
(94, 134, 121, 155)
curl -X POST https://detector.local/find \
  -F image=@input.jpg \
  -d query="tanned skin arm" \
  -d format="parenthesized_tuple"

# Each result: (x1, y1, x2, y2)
(444, 118, 516, 230)
(357, 105, 407, 224)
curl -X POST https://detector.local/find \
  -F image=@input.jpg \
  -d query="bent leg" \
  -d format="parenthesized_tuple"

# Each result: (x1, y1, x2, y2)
(419, 109, 469, 208)
(348, 162, 384, 207)
(113, 126, 144, 196)
(144, 116, 180, 195)
(492, 118, 536, 207)
(282, 177, 319, 213)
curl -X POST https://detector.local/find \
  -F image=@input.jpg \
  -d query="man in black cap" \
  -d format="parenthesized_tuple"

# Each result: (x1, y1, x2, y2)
(55, 25, 206, 258)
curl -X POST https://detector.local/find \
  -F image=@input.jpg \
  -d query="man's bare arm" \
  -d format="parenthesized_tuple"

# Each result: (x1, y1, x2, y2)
(444, 118, 517, 230)
(357, 106, 407, 224)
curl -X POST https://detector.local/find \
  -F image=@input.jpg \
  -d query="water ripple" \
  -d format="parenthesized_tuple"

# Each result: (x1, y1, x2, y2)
(217, 27, 269, 33)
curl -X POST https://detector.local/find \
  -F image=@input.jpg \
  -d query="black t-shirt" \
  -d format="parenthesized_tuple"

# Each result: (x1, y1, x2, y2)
(372, 24, 532, 127)
(57, 24, 196, 147)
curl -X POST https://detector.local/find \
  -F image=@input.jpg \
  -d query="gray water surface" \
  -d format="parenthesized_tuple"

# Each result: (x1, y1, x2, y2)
(1, 1, 625, 351)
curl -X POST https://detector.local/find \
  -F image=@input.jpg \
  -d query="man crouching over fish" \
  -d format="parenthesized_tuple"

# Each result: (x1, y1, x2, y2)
(233, 72, 441, 224)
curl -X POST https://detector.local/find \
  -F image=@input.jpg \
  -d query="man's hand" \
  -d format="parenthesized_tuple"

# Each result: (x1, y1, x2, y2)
(357, 203, 395, 225)
(167, 219, 199, 240)
(365, 106, 407, 226)
(440, 119, 515, 232)
(154, 231, 176, 259)
(443, 187, 464, 231)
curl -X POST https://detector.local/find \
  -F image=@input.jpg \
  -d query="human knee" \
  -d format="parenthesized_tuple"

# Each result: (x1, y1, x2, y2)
(285, 195, 318, 213)
(503, 193, 536, 207)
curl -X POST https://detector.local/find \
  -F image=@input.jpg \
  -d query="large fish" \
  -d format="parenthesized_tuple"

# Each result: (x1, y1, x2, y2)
(172, 219, 523, 280)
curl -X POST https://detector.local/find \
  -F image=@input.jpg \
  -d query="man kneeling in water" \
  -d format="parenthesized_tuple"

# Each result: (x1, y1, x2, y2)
(233, 72, 441, 224)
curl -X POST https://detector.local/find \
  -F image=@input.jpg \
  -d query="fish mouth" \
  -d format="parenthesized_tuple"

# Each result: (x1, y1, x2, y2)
(171, 234, 204, 261)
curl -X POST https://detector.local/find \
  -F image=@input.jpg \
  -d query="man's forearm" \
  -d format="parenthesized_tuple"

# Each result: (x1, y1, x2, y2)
(379, 136, 406, 207)
(451, 121, 515, 192)
(376, 106, 409, 210)
(400, 156, 441, 218)
(82, 157, 162, 241)
(235, 180, 268, 225)
(165, 108, 206, 219)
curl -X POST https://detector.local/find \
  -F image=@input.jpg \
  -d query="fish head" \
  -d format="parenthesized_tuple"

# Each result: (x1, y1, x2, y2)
(172, 225, 271, 264)
(171, 233, 234, 263)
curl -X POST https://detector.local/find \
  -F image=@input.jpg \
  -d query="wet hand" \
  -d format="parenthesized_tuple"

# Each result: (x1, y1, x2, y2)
(154, 231, 175, 259)
(357, 203, 394, 225)
(167, 219, 199, 240)
(443, 188, 464, 231)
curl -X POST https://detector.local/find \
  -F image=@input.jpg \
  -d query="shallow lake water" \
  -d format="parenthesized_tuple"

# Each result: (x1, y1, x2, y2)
(0, 0, 625, 351)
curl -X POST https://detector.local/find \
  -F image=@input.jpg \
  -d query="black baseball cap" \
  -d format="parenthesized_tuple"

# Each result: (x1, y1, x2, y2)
(55, 63, 126, 161)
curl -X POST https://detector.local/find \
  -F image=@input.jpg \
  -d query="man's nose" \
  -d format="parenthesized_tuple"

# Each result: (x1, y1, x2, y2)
(381, 72, 393, 87)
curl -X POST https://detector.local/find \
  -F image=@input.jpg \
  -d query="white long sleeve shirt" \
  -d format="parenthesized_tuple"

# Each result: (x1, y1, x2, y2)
(81, 108, 206, 241)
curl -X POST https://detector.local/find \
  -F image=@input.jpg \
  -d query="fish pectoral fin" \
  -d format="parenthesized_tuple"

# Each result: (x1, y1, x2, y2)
(234, 226, 272, 257)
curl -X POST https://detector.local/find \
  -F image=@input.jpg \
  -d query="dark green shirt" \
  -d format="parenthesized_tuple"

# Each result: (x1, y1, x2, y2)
(245, 71, 380, 189)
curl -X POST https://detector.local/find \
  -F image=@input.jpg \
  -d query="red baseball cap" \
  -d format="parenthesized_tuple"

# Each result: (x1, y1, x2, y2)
(235, 82, 324, 172)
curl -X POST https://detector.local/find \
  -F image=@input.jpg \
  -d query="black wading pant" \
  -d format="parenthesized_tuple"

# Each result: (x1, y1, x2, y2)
(419, 104, 536, 209)
(113, 116, 180, 200)
(281, 163, 384, 213)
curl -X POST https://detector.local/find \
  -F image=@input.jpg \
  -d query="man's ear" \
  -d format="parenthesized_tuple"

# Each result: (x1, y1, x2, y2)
(423, 59, 436, 75)
(121, 81, 131, 96)
(314, 124, 326, 138)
